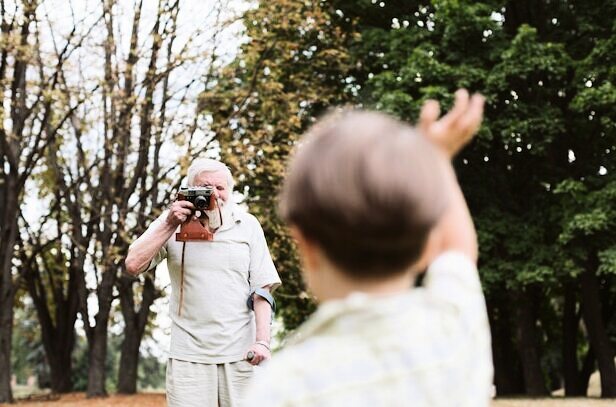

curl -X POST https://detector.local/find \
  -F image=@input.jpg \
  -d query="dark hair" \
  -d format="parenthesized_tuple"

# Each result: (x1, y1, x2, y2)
(279, 110, 448, 280)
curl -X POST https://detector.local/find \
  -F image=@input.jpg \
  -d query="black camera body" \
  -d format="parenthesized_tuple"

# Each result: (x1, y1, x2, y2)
(176, 186, 217, 242)
(178, 186, 214, 212)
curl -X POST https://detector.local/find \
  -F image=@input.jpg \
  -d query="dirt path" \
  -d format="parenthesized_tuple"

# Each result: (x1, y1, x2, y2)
(12, 393, 166, 406)
(494, 399, 614, 406)
(7, 393, 615, 406)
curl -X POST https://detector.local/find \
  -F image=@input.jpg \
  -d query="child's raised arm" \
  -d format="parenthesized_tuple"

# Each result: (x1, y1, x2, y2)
(418, 89, 485, 263)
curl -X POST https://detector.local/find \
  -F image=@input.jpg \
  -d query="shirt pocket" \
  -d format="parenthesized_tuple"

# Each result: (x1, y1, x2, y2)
(227, 242, 250, 276)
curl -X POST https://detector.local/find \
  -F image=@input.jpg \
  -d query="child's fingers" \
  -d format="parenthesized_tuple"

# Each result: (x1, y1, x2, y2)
(419, 99, 440, 135)
(418, 90, 484, 156)
(437, 89, 470, 132)
(457, 94, 485, 140)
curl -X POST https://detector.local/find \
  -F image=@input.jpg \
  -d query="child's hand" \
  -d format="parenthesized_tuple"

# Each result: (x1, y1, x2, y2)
(418, 89, 485, 158)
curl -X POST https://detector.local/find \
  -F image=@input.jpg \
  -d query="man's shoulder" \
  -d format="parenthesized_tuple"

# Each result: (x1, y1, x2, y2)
(231, 205, 263, 228)
(424, 250, 483, 299)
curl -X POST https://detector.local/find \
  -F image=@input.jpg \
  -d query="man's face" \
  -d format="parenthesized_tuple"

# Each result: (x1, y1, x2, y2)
(193, 170, 231, 205)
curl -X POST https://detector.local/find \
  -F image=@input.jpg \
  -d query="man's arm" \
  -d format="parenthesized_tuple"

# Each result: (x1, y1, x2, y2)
(254, 288, 273, 343)
(125, 200, 194, 275)
(419, 89, 484, 263)
(245, 285, 273, 365)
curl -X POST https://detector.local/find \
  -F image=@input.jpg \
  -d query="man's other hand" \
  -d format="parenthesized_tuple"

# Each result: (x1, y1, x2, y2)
(166, 200, 195, 226)
(245, 342, 271, 365)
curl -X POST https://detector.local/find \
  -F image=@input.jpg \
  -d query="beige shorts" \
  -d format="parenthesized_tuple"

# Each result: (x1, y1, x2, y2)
(166, 358, 254, 407)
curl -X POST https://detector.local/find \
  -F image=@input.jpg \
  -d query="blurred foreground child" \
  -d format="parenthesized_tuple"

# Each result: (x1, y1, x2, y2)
(246, 90, 493, 406)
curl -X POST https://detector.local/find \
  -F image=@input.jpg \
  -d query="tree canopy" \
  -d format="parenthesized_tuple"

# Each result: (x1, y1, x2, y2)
(0, 0, 614, 401)
(206, 0, 616, 397)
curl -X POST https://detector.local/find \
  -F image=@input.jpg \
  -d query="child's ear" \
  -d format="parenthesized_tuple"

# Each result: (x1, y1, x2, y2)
(412, 227, 443, 273)
(290, 226, 320, 274)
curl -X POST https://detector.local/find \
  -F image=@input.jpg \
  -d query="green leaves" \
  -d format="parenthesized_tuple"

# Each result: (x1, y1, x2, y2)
(553, 179, 587, 196)
(598, 248, 616, 276)
(493, 25, 570, 82)
(211, 1, 616, 347)
(559, 208, 611, 244)
(572, 82, 616, 111)
(207, 0, 358, 330)
(556, 179, 616, 251)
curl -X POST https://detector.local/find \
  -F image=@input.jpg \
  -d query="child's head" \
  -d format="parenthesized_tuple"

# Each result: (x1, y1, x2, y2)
(280, 110, 450, 288)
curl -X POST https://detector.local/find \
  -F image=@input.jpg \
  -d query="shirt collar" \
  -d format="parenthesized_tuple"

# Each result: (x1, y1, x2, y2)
(288, 291, 415, 346)
(217, 202, 242, 232)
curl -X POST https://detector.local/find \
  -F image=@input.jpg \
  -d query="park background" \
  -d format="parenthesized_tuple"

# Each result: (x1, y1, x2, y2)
(0, 0, 615, 404)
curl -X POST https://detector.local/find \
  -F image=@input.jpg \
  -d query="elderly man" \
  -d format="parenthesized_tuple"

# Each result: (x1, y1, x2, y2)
(125, 158, 281, 407)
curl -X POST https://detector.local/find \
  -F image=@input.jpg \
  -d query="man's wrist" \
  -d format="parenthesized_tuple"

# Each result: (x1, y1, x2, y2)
(255, 340, 270, 351)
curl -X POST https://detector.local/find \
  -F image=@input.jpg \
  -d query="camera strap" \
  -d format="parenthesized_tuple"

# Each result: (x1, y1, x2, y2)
(178, 242, 187, 316)
(204, 199, 223, 230)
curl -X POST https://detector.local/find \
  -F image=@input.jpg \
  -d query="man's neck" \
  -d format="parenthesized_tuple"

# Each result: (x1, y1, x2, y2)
(203, 201, 232, 232)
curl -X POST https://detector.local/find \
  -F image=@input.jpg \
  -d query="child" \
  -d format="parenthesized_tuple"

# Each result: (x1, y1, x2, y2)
(245, 90, 493, 406)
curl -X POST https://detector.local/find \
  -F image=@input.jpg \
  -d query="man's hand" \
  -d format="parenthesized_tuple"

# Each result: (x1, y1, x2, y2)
(166, 200, 195, 227)
(418, 89, 485, 158)
(245, 342, 271, 366)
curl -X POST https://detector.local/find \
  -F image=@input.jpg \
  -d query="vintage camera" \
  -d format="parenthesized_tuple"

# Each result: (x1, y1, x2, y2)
(176, 186, 217, 242)
(178, 186, 215, 213)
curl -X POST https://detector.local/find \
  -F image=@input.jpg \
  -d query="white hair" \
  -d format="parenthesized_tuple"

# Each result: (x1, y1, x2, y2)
(186, 158, 234, 188)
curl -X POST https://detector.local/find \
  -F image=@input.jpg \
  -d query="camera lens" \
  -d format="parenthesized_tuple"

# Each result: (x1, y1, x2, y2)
(194, 195, 208, 209)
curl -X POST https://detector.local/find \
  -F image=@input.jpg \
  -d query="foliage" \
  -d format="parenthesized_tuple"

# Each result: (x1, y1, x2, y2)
(3, 0, 232, 397)
(212, 0, 616, 396)
(67, 331, 166, 392)
(11, 305, 45, 386)
(354, 0, 615, 395)
(205, 0, 359, 329)
(137, 353, 166, 391)
(2, 0, 615, 399)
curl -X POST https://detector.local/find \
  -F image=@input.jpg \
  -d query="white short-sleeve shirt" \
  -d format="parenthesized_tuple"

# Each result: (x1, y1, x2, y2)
(146, 204, 281, 364)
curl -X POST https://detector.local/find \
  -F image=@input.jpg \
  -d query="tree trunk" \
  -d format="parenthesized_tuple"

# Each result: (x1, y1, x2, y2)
(580, 347, 596, 395)
(562, 282, 586, 396)
(117, 273, 158, 394)
(25, 254, 81, 394)
(41, 312, 76, 394)
(487, 297, 524, 395)
(49, 356, 73, 393)
(512, 289, 548, 396)
(0, 288, 15, 404)
(48, 267, 79, 393)
(86, 267, 116, 398)
(86, 329, 108, 398)
(117, 322, 140, 394)
(46, 302, 78, 393)
(0, 189, 18, 403)
(579, 270, 616, 397)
